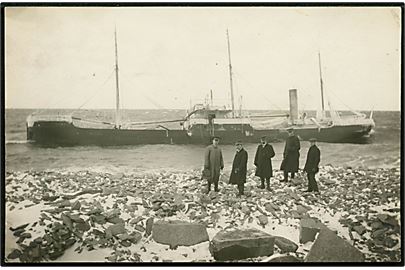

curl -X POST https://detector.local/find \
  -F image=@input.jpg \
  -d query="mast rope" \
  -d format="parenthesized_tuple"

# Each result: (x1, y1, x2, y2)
(30, 68, 115, 116)
(324, 86, 360, 114)
(118, 71, 167, 111)
(72, 69, 115, 113)
(233, 71, 285, 111)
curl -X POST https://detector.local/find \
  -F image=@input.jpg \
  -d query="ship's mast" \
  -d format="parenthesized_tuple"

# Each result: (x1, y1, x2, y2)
(114, 27, 121, 128)
(318, 52, 325, 118)
(226, 29, 235, 118)
(239, 95, 243, 117)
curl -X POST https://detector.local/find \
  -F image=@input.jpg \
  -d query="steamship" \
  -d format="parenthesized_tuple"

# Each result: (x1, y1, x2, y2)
(26, 31, 375, 146)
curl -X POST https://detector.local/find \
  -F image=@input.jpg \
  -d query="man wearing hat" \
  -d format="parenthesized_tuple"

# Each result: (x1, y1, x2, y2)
(204, 136, 224, 193)
(254, 136, 275, 190)
(281, 128, 301, 182)
(229, 141, 248, 196)
(304, 138, 321, 193)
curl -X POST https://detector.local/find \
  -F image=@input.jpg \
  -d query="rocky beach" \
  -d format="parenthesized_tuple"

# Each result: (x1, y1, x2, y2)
(4, 165, 401, 263)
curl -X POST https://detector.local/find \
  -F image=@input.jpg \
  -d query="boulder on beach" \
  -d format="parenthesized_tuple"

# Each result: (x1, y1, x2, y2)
(209, 228, 275, 261)
(305, 228, 365, 262)
(152, 220, 209, 249)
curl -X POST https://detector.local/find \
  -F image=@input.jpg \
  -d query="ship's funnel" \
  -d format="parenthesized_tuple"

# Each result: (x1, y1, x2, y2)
(289, 89, 298, 124)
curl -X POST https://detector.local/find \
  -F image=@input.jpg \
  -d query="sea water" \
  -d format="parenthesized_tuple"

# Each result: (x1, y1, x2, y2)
(5, 109, 401, 173)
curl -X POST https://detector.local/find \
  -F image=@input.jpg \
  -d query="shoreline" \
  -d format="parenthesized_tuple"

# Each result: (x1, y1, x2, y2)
(5, 165, 401, 263)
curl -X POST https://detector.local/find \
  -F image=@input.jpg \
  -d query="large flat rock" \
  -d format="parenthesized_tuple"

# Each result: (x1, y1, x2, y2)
(152, 220, 209, 249)
(209, 228, 275, 261)
(305, 228, 365, 262)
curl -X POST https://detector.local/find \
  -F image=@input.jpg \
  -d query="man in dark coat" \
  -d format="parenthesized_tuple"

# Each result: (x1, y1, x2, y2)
(229, 141, 248, 196)
(304, 138, 321, 192)
(281, 128, 300, 182)
(254, 136, 275, 191)
(204, 136, 224, 193)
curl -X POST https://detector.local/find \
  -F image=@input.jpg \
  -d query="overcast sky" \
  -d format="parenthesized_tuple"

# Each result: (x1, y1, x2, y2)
(5, 6, 401, 111)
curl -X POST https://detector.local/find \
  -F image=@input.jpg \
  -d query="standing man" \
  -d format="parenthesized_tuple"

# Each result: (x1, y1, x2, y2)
(254, 136, 275, 191)
(304, 138, 321, 193)
(281, 128, 300, 182)
(229, 141, 248, 197)
(204, 136, 224, 193)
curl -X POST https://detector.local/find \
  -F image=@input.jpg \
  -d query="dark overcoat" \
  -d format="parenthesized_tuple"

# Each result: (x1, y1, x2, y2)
(204, 145, 224, 183)
(304, 145, 321, 173)
(229, 148, 248, 185)
(254, 143, 275, 179)
(281, 135, 300, 173)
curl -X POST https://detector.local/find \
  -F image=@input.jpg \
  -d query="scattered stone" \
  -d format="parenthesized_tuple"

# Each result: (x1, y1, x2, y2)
(7, 249, 22, 260)
(130, 216, 144, 225)
(352, 225, 367, 236)
(135, 225, 145, 232)
(323, 179, 336, 185)
(13, 229, 25, 237)
(372, 228, 387, 239)
(305, 228, 365, 262)
(145, 217, 154, 236)
(291, 178, 302, 186)
(377, 214, 399, 228)
(19, 232, 32, 239)
(75, 221, 91, 232)
(370, 221, 384, 230)
(290, 210, 302, 219)
(199, 195, 211, 205)
(121, 240, 132, 247)
(108, 217, 125, 224)
(296, 205, 309, 215)
(64, 238, 76, 248)
(92, 214, 106, 224)
(384, 237, 398, 248)
(10, 223, 29, 232)
(210, 228, 275, 261)
(71, 200, 81, 210)
(152, 220, 209, 249)
(257, 215, 268, 226)
(241, 205, 250, 215)
(61, 213, 73, 230)
(105, 223, 126, 238)
(58, 200, 71, 208)
(129, 231, 143, 244)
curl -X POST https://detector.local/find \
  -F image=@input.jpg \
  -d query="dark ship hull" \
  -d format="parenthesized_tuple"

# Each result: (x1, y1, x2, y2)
(27, 120, 374, 146)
